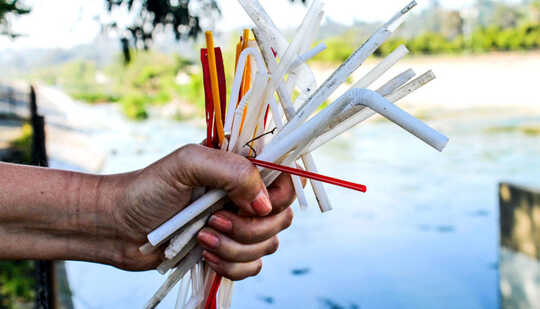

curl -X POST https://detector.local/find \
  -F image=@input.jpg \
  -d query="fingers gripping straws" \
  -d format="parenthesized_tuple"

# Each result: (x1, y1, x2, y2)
(144, 1, 450, 308)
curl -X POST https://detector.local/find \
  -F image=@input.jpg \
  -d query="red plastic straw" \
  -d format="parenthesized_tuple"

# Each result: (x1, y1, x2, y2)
(201, 49, 215, 147)
(249, 158, 367, 192)
(204, 274, 222, 309)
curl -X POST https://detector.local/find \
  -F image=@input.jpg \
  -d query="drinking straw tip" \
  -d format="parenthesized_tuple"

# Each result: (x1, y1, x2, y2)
(438, 137, 450, 152)
(402, 1, 418, 14)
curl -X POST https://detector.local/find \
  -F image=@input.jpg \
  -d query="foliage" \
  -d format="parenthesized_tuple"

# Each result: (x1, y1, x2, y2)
(120, 94, 149, 120)
(0, 261, 35, 308)
(8, 123, 32, 165)
(312, 37, 355, 63)
(104, 0, 305, 51)
(372, 23, 540, 57)
(0, 0, 30, 38)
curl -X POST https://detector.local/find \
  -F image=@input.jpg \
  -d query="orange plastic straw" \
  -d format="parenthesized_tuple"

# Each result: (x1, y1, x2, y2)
(205, 31, 225, 145)
(239, 29, 252, 135)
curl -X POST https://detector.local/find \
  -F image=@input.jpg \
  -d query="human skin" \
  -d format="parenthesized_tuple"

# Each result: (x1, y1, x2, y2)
(0, 144, 300, 280)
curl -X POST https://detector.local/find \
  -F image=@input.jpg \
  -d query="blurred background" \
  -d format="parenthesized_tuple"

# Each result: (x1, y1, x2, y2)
(1, 0, 539, 308)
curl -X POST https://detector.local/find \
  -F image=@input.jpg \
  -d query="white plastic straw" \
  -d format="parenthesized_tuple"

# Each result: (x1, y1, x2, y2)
(354, 45, 409, 89)
(159, 238, 198, 275)
(266, 96, 310, 209)
(145, 247, 203, 309)
(237, 0, 318, 94)
(224, 47, 267, 133)
(276, 1, 417, 142)
(308, 70, 436, 153)
(290, 42, 327, 70)
(254, 27, 333, 212)
(148, 189, 225, 246)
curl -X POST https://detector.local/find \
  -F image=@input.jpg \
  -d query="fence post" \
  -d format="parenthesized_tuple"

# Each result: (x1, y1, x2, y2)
(29, 85, 55, 309)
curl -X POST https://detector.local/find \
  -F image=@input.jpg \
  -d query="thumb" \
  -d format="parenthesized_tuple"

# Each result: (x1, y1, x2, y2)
(172, 144, 272, 216)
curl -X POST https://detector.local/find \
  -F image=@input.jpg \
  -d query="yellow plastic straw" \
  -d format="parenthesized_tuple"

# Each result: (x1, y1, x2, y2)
(234, 40, 242, 74)
(205, 31, 225, 145)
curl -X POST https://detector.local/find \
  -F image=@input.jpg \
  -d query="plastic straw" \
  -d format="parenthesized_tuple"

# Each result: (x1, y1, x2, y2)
(249, 158, 367, 192)
(205, 31, 225, 145)
(276, 1, 417, 142)
(145, 247, 203, 309)
(354, 45, 409, 89)
(308, 70, 436, 153)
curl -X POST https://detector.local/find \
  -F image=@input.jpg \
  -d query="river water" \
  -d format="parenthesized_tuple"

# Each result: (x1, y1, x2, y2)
(46, 98, 540, 308)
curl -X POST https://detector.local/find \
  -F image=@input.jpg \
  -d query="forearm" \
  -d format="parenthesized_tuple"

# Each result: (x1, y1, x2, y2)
(0, 162, 124, 264)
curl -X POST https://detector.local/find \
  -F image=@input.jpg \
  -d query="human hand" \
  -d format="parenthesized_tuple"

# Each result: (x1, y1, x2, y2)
(110, 144, 299, 279)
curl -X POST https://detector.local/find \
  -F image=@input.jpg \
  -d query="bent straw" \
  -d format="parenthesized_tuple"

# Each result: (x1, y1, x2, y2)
(308, 71, 436, 153)
(253, 27, 334, 212)
(304, 69, 416, 152)
(276, 1, 417, 142)
(249, 158, 367, 192)
(205, 31, 225, 145)
(145, 247, 203, 309)
(343, 89, 447, 151)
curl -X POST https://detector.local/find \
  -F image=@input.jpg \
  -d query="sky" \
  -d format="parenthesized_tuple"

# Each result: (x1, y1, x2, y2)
(0, 0, 477, 51)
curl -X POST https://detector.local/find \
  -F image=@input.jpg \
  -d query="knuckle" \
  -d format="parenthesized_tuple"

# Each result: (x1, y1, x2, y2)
(282, 207, 294, 230)
(254, 259, 263, 276)
(179, 143, 201, 156)
(285, 183, 297, 205)
(267, 236, 280, 255)
(228, 269, 246, 281)
(228, 247, 241, 262)
(235, 160, 259, 185)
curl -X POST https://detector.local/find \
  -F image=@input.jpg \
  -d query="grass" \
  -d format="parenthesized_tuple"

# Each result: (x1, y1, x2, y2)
(8, 123, 33, 164)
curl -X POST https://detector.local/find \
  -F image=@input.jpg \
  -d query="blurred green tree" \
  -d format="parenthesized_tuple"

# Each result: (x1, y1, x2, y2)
(0, 0, 29, 37)
(105, 0, 306, 52)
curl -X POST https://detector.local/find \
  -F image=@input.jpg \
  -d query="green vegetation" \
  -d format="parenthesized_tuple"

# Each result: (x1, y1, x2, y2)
(0, 261, 35, 308)
(32, 51, 201, 120)
(485, 124, 540, 136)
(315, 22, 540, 62)
(377, 22, 540, 56)
(0, 0, 30, 38)
(8, 123, 33, 165)
(31, 47, 241, 121)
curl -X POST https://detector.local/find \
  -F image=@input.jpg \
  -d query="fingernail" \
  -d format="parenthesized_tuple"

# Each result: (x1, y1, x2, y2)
(198, 231, 219, 249)
(209, 215, 233, 232)
(251, 190, 272, 215)
(203, 250, 221, 264)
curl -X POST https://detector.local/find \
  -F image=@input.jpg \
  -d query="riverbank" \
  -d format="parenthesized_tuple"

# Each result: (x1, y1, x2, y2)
(313, 51, 540, 113)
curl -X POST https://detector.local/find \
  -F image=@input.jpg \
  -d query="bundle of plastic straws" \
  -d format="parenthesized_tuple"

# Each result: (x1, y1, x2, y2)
(142, 1, 449, 308)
